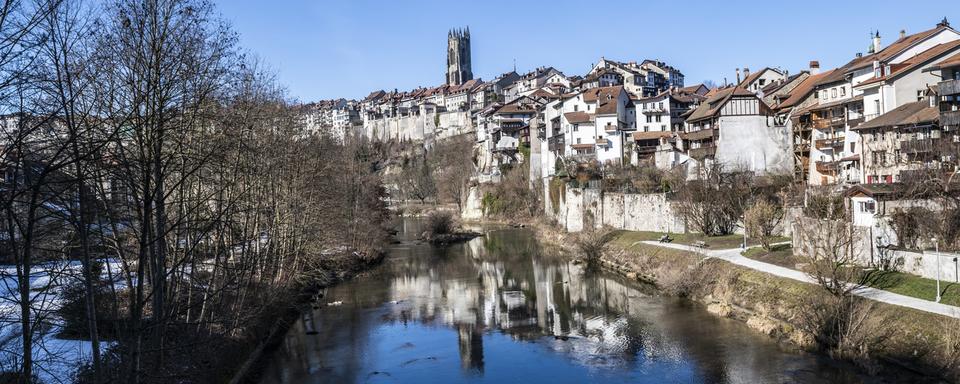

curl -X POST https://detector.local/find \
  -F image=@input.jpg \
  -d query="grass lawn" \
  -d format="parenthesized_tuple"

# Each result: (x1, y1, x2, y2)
(613, 230, 788, 250)
(867, 270, 960, 307)
(741, 244, 801, 269)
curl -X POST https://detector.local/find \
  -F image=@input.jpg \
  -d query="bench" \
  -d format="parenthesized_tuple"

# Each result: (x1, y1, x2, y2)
(692, 240, 708, 248)
(658, 234, 673, 243)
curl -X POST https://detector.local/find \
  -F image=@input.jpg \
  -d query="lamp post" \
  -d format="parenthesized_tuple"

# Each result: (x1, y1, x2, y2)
(933, 237, 942, 303)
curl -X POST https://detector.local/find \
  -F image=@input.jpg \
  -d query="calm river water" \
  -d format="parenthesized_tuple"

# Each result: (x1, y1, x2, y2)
(258, 219, 910, 384)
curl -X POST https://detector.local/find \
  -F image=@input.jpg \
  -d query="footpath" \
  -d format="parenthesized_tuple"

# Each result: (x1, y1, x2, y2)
(641, 241, 960, 319)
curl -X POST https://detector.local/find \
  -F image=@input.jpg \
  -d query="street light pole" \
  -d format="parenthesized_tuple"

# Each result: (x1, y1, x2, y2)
(934, 237, 942, 303)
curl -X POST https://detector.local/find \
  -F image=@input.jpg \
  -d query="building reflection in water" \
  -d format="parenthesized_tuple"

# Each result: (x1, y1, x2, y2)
(258, 223, 876, 384)
(457, 324, 484, 374)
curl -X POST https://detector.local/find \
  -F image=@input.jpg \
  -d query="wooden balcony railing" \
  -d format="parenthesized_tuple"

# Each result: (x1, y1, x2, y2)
(548, 135, 565, 152)
(900, 138, 933, 154)
(816, 161, 839, 174)
(940, 79, 960, 96)
(812, 116, 844, 129)
(815, 136, 845, 150)
(636, 145, 658, 154)
(688, 145, 716, 159)
(943, 110, 960, 127)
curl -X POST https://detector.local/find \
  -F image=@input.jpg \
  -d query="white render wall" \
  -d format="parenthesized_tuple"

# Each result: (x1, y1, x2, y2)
(715, 115, 793, 174)
(363, 111, 473, 142)
(546, 184, 687, 234)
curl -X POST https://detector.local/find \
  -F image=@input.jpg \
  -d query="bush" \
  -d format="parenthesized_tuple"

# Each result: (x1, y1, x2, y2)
(745, 199, 783, 250)
(480, 167, 539, 219)
(674, 165, 753, 236)
(795, 295, 892, 373)
(57, 262, 120, 340)
(574, 227, 617, 269)
(804, 192, 845, 219)
(889, 207, 936, 249)
(601, 164, 678, 194)
(425, 210, 456, 236)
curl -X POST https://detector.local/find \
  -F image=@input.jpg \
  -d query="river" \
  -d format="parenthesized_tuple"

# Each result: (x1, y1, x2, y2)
(257, 218, 903, 383)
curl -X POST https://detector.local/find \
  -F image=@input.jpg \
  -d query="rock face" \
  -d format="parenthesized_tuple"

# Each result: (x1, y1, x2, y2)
(462, 186, 483, 220)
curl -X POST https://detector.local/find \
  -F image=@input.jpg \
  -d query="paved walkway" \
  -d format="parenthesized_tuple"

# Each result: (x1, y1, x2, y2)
(639, 241, 960, 319)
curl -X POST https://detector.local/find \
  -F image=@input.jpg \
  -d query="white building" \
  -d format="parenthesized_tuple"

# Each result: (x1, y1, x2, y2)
(682, 87, 791, 176)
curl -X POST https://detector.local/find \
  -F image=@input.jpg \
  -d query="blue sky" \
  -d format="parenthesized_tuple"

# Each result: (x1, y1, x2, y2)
(212, 0, 956, 102)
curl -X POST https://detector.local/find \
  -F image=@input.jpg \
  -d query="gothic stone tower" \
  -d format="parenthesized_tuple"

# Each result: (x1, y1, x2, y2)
(446, 27, 473, 86)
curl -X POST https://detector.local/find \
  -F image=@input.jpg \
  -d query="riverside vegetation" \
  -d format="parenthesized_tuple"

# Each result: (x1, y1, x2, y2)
(0, 1, 393, 383)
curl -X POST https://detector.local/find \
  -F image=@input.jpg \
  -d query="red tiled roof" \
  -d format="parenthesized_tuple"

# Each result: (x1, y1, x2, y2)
(849, 25, 951, 71)
(685, 87, 758, 122)
(777, 70, 836, 110)
(857, 40, 960, 87)
(854, 100, 939, 130)
(932, 51, 960, 70)
(582, 86, 624, 102)
(564, 111, 594, 124)
(632, 131, 672, 141)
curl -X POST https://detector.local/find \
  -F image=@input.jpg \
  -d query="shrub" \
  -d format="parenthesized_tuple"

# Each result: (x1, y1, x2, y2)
(425, 210, 456, 237)
(745, 198, 783, 250)
(57, 262, 120, 340)
(574, 226, 617, 269)
(889, 207, 936, 249)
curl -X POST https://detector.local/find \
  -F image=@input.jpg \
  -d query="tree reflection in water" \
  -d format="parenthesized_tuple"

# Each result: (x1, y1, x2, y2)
(258, 220, 886, 384)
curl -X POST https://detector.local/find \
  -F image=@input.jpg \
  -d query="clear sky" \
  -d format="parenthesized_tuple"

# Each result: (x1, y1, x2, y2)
(212, 0, 957, 102)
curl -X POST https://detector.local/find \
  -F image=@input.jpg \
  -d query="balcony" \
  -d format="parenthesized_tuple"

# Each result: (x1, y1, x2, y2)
(812, 116, 844, 129)
(636, 145, 658, 154)
(643, 107, 667, 115)
(814, 136, 845, 150)
(604, 122, 619, 133)
(684, 128, 715, 141)
(900, 138, 933, 154)
(847, 117, 865, 128)
(816, 161, 839, 174)
(688, 145, 716, 159)
(548, 135, 565, 152)
(943, 110, 960, 127)
(596, 138, 609, 146)
(940, 79, 960, 96)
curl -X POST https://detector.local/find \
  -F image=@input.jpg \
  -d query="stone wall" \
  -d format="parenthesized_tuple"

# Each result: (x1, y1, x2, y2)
(363, 111, 472, 142)
(896, 249, 960, 282)
(546, 183, 687, 234)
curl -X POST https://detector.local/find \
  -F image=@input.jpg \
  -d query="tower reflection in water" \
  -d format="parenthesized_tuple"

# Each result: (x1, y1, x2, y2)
(259, 221, 875, 384)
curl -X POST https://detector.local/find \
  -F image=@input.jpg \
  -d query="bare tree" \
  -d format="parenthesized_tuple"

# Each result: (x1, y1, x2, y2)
(432, 133, 475, 214)
(674, 162, 752, 236)
(745, 198, 783, 250)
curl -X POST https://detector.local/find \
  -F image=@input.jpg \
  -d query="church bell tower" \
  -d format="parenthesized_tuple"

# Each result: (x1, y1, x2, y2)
(446, 27, 473, 86)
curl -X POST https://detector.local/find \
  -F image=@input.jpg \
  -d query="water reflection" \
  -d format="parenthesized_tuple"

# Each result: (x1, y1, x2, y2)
(259, 220, 892, 384)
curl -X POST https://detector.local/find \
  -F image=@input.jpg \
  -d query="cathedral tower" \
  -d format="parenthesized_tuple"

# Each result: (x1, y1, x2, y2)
(446, 27, 473, 86)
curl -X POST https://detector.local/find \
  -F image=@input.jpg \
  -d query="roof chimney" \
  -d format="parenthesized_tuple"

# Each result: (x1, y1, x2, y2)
(809, 60, 820, 75)
(743, 67, 751, 81)
(735, 68, 741, 83)
(872, 31, 882, 53)
(899, 29, 906, 39)
(856, 52, 863, 58)
(938, 17, 950, 28)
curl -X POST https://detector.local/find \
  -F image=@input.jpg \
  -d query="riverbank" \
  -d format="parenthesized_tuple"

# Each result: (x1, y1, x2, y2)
(521, 218, 957, 380)
(597, 231, 960, 381)
(230, 250, 386, 384)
